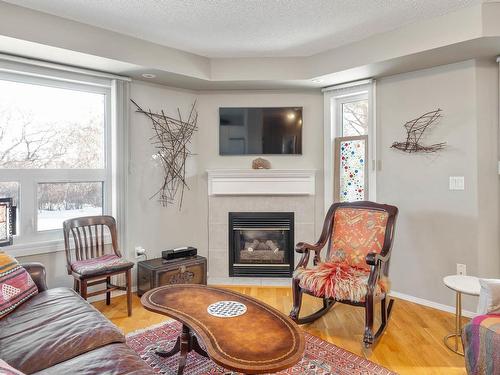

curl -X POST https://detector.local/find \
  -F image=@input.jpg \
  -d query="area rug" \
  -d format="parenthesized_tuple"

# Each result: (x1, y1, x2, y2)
(126, 321, 396, 375)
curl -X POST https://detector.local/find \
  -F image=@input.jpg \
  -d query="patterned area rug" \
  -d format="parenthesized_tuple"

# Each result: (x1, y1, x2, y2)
(126, 321, 397, 375)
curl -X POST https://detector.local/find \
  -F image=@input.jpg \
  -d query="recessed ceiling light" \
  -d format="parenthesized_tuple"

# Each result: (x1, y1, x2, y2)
(142, 73, 156, 79)
(311, 78, 324, 84)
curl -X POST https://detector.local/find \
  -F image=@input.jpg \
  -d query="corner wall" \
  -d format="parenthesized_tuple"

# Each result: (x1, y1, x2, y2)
(475, 59, 500, 279)
(376, 60, 499, 311)
(195, 90, 325, 243)
(128, 88, 325, 262)
(185, 90, 325, 280)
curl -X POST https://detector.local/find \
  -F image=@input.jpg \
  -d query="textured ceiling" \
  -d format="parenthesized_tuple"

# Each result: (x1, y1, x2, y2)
(4, 0, 483, 58)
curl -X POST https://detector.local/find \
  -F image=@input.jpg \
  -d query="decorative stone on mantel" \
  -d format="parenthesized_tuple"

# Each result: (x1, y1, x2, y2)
(207, 169, 315, 196)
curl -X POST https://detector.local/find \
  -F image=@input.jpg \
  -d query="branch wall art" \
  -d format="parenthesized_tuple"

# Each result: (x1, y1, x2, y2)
(131, 99, 198, 209)
(391, 108, 446, 153)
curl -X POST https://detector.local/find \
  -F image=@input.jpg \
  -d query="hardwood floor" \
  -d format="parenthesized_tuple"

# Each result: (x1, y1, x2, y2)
(93, 286, 467, 375)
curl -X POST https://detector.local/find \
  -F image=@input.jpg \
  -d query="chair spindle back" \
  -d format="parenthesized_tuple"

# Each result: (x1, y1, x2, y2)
(63, 215, 121, 274)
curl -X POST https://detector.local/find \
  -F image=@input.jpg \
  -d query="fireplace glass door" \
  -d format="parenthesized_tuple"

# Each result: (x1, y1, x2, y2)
(236, 229, 288, 265)
(229, 212, 294, 277)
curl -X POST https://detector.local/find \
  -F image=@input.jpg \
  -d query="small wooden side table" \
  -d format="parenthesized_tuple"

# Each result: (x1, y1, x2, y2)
(443, 275, 480, 355)
(137, 256, 207, 296)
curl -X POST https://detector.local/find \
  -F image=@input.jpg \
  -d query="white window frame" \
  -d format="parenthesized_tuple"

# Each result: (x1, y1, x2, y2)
(0, 55, 130, 257)
(323, 80, 377, 212)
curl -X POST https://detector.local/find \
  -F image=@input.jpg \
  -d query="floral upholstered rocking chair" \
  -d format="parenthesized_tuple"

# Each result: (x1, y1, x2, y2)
(289, 201, 398, 348)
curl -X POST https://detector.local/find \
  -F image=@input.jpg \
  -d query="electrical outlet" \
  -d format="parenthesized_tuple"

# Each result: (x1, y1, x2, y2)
(457, 263, 467, 276)
(135, 246, 146, 258)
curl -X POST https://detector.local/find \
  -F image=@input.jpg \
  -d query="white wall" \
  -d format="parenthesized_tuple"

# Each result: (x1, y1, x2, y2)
(196, 90, 325, 243)
(475, 60, 500, 279)
(126, 82, 201, 259)
(197, 91, 324, 282)
(128, 88, 325, 261)
(376, 60, 499, 311)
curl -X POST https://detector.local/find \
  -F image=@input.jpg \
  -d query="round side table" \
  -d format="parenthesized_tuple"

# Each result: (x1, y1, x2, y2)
(443, 275, 480, 355)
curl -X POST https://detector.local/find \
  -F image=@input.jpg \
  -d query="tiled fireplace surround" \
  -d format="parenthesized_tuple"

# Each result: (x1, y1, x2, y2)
(207, 169, 316, 285)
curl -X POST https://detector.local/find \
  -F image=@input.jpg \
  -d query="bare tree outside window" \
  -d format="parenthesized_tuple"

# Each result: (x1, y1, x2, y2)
(0, 80, 104, 169)
(37, 182, 103, 231)
(342, 100, 368, 136)
(0, 79, 107, 232)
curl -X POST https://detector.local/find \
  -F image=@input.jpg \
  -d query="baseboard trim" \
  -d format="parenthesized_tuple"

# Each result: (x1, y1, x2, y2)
(389, 290, 476, 318)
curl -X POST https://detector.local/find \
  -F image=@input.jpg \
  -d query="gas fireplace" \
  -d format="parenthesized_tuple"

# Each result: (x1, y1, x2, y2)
(229, 212, 294, 277)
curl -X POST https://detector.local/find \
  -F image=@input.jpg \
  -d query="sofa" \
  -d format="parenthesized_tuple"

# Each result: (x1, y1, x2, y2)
(0, 263, 155, 375)
(462, 314, 500, 375)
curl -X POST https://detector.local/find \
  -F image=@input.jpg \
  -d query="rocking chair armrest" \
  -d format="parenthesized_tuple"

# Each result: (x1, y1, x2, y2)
(365, 252, 390, 266)
(295, 242, 324, 254)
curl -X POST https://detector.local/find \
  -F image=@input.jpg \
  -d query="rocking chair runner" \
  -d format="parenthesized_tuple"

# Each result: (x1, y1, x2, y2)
(289, 201, 398, 348)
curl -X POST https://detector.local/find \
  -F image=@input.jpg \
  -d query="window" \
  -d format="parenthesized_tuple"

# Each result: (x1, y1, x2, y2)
(334, 94, 369, 202)
(37, 182, 104, 231)
(323, 81, 376, 207)
(341, 99, 368, 136)
(0, 79, 105, 169)
(0, 70, 112, 246)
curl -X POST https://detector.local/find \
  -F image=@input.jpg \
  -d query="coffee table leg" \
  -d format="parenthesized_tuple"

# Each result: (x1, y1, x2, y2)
(155, 336, 181, 357)
(177, 325, 191, 375)
(192, 334, 209, 358)
(155, 324, 209, 374)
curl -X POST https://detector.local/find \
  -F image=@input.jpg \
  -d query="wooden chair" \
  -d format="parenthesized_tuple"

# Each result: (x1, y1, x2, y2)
(289, 201, 398, 348)
(63, 215, 134, 316)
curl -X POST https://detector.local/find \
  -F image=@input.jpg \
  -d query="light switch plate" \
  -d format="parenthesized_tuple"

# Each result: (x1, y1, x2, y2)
(449, 176, 465, 191)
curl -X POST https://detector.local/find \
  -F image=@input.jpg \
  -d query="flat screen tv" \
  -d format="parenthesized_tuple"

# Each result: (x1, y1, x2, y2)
(219, 107, 303, 155)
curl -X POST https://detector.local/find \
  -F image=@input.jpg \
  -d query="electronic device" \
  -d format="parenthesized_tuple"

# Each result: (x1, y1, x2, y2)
(219, 107, 303, 155)
(162, 246, 197, 261)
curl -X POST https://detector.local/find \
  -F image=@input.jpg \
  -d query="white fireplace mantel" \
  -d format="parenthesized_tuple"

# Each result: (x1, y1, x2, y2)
(207, 169, 316, 196)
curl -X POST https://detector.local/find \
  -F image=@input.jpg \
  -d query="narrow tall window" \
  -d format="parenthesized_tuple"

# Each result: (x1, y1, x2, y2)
(333, 92, 371, 202)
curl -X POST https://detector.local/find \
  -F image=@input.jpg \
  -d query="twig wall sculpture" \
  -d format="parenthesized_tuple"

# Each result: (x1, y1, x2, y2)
(131, 99, 198, 209)
(391, 108, 446, 153)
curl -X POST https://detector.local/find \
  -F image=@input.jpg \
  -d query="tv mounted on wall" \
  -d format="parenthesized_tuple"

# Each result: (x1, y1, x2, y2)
(219, 107, 303, 155)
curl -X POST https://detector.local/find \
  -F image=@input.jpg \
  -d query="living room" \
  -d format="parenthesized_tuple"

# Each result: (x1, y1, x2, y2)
(0, 1, 499, 374)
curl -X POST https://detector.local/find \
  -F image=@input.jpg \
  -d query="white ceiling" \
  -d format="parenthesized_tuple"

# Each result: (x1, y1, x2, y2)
(3, 0, 483, 58)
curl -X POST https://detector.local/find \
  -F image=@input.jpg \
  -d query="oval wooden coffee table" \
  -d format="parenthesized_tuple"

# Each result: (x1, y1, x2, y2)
(141, 284, 305, 374)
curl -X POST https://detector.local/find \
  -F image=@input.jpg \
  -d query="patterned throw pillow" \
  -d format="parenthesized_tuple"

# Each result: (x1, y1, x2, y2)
(330, 208, 389, 271)
(0, 359, 25, 375)
(0, 252, 38, 319)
